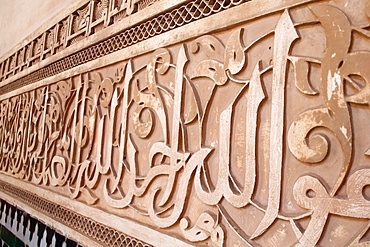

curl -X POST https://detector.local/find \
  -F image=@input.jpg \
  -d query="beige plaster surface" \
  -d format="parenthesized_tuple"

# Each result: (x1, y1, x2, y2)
(1, 0, 370, 246)
(0, 0, 75, 57)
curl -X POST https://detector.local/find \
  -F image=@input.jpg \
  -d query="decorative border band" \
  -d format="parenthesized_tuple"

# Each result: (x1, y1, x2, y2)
(0, 0, 247, 95)
(0, 199, 82, 247)
(0, 180, 152, 247)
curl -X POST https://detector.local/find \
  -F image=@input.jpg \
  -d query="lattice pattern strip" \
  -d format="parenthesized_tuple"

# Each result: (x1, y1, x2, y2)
(0, 181, 152, 247)
(0, 0, 247, 96)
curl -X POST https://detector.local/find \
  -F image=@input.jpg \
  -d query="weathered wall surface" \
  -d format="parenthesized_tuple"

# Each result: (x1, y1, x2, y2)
(0, 0, 370, 246)
(0, 0, 76, 57)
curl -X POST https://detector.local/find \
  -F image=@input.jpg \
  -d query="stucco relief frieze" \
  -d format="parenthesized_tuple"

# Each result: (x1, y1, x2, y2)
(1, 0, 370, 246)
(0, 0, 160, 77)
(0, 0, 244, 86)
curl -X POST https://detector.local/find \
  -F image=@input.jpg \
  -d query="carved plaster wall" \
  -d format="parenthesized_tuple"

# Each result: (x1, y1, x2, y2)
(1, 0, 370, 246)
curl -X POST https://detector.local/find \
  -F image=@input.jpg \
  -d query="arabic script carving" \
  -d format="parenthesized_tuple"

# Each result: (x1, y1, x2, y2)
(1, 1, 370, 246)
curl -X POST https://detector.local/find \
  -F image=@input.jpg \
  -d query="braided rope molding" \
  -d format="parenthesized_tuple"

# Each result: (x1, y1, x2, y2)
(0, 0, 248, 96)
(0, 180, 152, 247)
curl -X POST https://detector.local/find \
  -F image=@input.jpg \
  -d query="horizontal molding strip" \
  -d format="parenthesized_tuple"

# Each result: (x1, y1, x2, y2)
(0, 0, 314, 100)
(0, 0, 247, 94)
(0, 173, 192, 247)
(0, 0, 188, 87)
(0, 199, 83, 247)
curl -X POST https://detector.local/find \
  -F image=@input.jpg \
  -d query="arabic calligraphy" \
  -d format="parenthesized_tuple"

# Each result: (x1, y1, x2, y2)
(1, 2, 370, 246)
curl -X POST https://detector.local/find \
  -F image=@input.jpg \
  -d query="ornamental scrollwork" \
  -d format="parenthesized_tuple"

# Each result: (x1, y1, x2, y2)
(1, 2, 370, 246)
